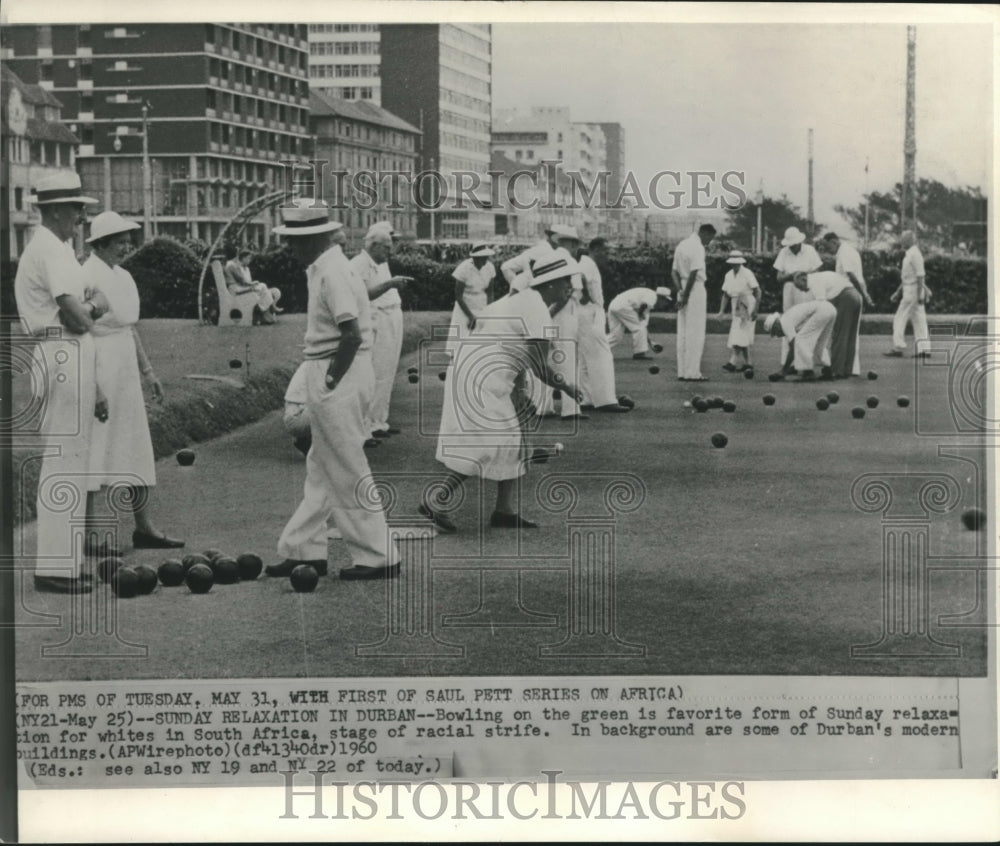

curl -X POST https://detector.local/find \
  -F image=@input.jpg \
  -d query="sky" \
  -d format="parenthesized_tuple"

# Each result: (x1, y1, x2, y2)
(492, 22, 993, 232)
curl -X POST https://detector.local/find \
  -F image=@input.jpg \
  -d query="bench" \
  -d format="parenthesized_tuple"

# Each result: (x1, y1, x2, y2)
(211, 259, 258, 326)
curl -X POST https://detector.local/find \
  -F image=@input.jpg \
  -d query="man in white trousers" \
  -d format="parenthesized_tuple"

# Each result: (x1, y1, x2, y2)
(672, 223, 716, 380)
(884, 230, 931, 358)
(15, 172, 107, 594)
(607, 286, 673, 357)
(268, 200, 398, 581)
(575, 238, 631, 412)
(349, 222, 410, 444)
(763, 300, 838, 380)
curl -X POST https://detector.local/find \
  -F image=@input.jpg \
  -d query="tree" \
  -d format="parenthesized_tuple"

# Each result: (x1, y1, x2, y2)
(724, 194, 815, 251)
(835, 179, 986, 251)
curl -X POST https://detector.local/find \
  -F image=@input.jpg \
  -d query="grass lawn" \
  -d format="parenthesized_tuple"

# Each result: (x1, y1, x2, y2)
(14, 325, 988, 680)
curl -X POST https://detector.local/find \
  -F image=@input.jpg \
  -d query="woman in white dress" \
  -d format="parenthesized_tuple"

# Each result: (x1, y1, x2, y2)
(446, 243, 496, 355)
(716, 250, 761, 371)
(83, 211, 184, 552)
(422, 249, 584, 532)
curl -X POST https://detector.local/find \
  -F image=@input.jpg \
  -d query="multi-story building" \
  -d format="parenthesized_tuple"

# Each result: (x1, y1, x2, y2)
(307, 23, 382, 104)
(2, 64, 81, 260)
(308, 89, 421, 244)
(2, 23, 312, 245)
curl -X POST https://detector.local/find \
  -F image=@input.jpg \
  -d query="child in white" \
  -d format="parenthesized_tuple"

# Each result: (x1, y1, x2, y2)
(716, 250, 760, 371)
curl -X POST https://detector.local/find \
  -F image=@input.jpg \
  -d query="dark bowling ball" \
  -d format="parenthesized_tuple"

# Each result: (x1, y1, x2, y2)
(212, 556, 240, 585)
(710, 396, 725, 409)
(851, 406, 866, 419)
(111, 567, 139, 599)
(407, 366, 418, 374)
(961, 507, 986, 531)
(743, 368, 755, 380)
(693, 398, 709, 412)
(134, 564, 158, 595)
(98, 556, 124, 583)
(866, 395, 880, 409)
(229, 358, 243, 369)
(897, 395, 911, 408)
(867, 370, 878, 380)
(408, 374, 419, 384)
(652, 343, 664, 354)
(182, 553, 211, 573)
(826, 391, 840, 404)
(711, 432, 728, 448)
(185, 563, 214, 594)
(816, 397, 830, 411)
(722, 401, 736, 413)
(617, 395, 635, 409)
(236, 553, 264, 581)
(763, 394, 776, 406)
(649, 366, 660, 375)
(202, 548, 224, 562)
(438, 371, 447, 381)
(158, 559, 185, 587)
(176, 449, 196, 466)
(291, 564, 319, 593)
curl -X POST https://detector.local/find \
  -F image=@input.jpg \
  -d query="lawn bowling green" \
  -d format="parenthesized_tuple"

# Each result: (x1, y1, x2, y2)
(13, 332, 988, 681)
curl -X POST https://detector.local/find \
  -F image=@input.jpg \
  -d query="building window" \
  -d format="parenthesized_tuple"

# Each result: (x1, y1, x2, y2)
(15, 188, 23, 211)
(515, 150, 522, 160)
(557, 132, 563, 142)
(38, 61, 53, 82)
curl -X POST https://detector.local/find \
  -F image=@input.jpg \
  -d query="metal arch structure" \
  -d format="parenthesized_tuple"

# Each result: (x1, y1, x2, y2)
(196, 189, 288, 325)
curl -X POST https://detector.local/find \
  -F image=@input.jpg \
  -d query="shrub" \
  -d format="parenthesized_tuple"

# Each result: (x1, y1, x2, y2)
(122, 237, 203, 319)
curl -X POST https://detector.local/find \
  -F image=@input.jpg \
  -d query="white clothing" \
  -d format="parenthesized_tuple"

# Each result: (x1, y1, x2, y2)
(577, 254, 605, 308)
(721, 266, 759, 348)
(672, 232, 707, 286)
(447, 258, 495, 353)
(500, 239, 555, 285)
(607, 287, 658, 354)
(225, 260, 280, 311)
(900, 244, 926, 286)
(534, 299, 580, 417)
(277, 355, 394, 569)
(278, 249, 391, 570)
(575, 255, 617, 406)
(806, 270, 853, 301)
(892, 244, 930, 351)
(14, 226, 96, 578)
(676, 283, 707, 379)
(773, 243, 822, 277)
(780, 280, 815, 368)
(835, 242, 865, 284)
(779, 301, 837, 372)
(283, 361, 310, 438)
(351, 249, 402, 434)
(83, 254, 156, 490)
(436, 290, 549, 480)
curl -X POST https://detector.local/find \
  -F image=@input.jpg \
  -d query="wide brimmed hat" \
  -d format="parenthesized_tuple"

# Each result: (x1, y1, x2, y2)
(545, 223, 580, 241)
(470, 243, 495, 257)
(528, 248, 580, 287)
(655, 286, 673, 299)
(273, 199, 343, 236)
(367, 220, 396, 238)
(781, 226, 806, 247)
(86, 211, 140, 243)
(726, 250, 747, 264)
(31, 172, 98, 206)
(763, 312, 782, 333)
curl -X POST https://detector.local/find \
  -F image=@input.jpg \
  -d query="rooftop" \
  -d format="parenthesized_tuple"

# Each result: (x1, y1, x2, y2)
(309, 90, 421, 135)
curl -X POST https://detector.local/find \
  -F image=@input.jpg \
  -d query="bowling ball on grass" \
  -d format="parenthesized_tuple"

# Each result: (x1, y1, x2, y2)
(291, 564, 319, 593)
(185, 564, 214, 594)
(158, 559, 185, 587)
(236, 553, 263, 581)
(134, 565, 158, 595)
(111, 567, 139, 599)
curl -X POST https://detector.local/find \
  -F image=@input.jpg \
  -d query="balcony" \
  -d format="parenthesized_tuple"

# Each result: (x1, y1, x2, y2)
(77, 79, 93, 90)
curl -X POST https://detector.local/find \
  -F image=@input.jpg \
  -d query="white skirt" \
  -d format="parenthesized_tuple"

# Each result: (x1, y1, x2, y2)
(88, 330, 156, 490)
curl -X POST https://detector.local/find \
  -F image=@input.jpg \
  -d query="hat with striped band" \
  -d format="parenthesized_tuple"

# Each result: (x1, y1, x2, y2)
(30, 172, 98, 206)
(273, 199, 343, 236)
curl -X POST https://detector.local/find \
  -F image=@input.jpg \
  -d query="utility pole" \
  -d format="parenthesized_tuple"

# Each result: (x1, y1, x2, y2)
(141, 99, 152, 240)
(807, 128, 814, 235)
(863, 157, 870, 247)
(902, 25, 917, 233)
(754, 182, 764, 253)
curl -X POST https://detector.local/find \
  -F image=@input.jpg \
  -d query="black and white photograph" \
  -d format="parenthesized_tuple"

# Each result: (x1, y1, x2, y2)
(1, 1, 997, 841)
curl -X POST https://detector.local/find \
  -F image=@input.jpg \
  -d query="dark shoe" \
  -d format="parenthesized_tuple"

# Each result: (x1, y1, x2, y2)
(293, 435, 311, 456)
(265, 558, 328, 577)
(883, 350, 904, 358)
(490, 511, 539, 529)
(340, 562, 401, 581)
(529, 448, 550, 464)
(632, 353, 653, 361)
(363, 438, 380, 449)
(913, 351, 932, 359)
(34, 573, 94, 594)
(768, 372, 786, 382)
(418, 503, 456, 534)
(132, 529, 185, 549)
(372, 430, 391, 439)
(820, 366, 835, 380)
(595, 403, 631, 413)
(386, 427, 401, 435)
(84, 538, 121, 558)
(561, 413, 589, 420)
(798, 370, 816, 381)
(687, 376, 709, 382)
(722, 363, 737, 372)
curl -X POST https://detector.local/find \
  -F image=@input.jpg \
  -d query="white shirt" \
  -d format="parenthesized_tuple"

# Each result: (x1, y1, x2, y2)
(671, 232, 706, 286)
(500, 239, 555, 283)
(806, 271, 853, 301)
(721, 266, 759, 314)
(452, 257, 496, 291)
(350, 248, 400, 309)
(774, 243, 822, 277)
(577, 254, 604, 308)
(778, 300, 830, 340)
(83, 254, 141, 337)
(304, 244, 373, 359)
(14, 225, 89, 336)
(834, 242, 865, 283)
(464, 289, 550, 395)
(609, 287, 658, 314)
(901, 244, 925, 285)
